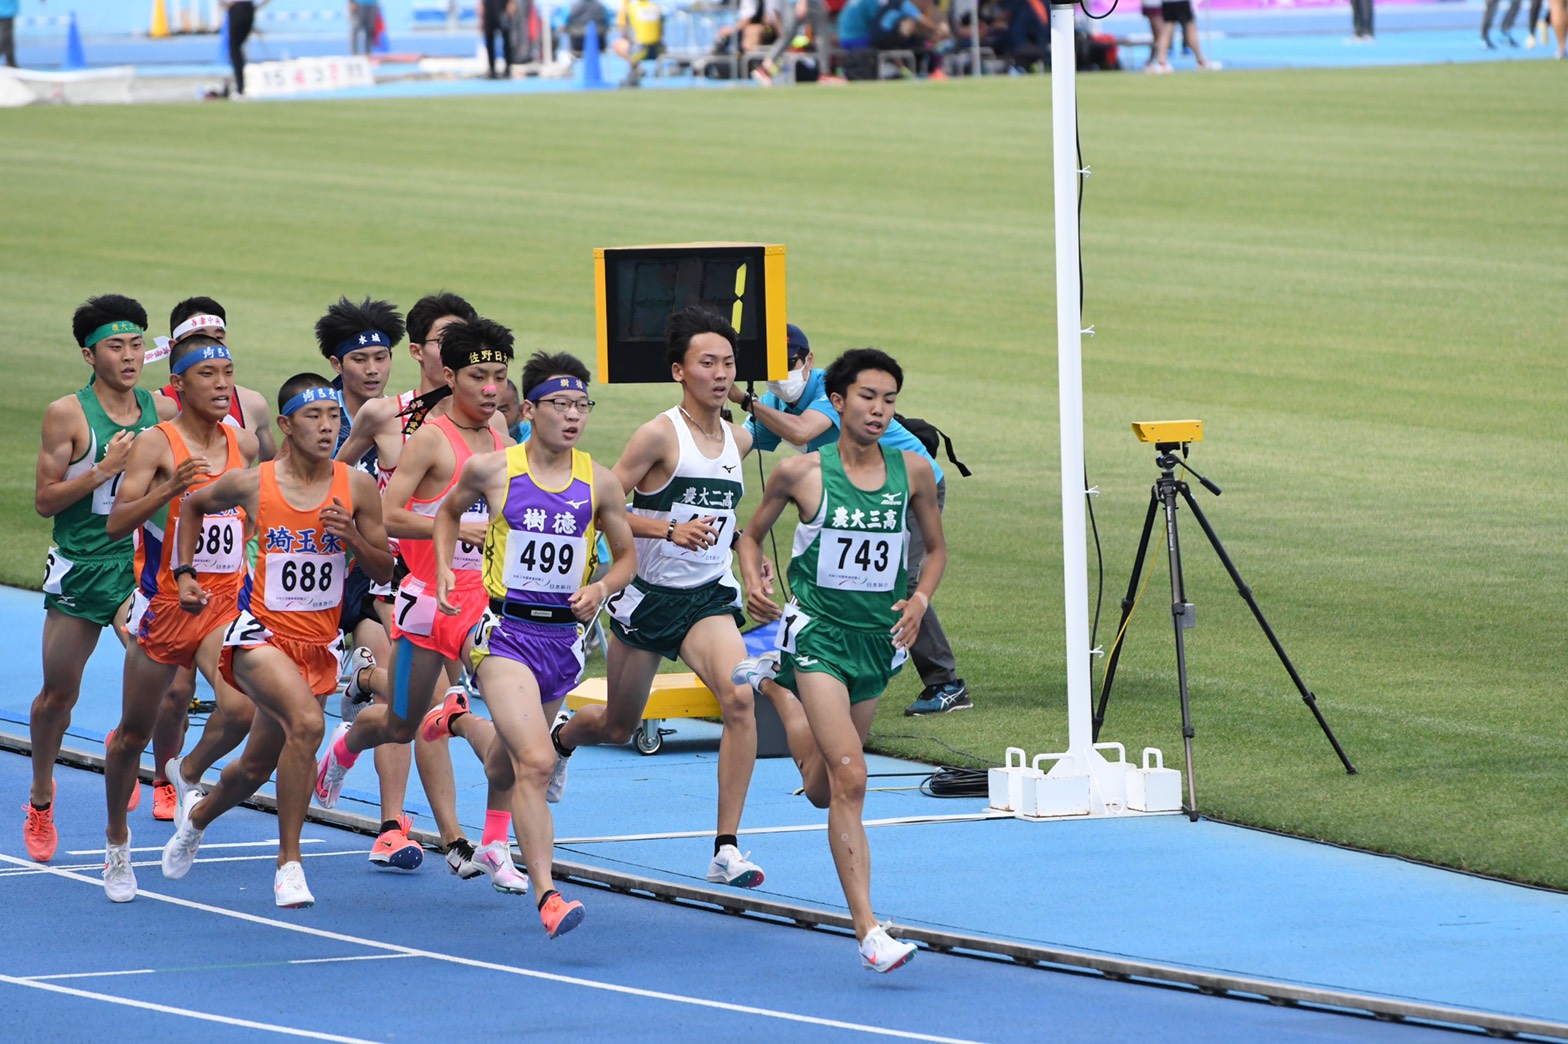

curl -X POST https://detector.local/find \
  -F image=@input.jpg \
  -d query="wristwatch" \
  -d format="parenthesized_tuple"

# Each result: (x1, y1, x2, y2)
(739, 391, 756, 413)
(172, 564, 198, 582)
(665, 519, 677, 542)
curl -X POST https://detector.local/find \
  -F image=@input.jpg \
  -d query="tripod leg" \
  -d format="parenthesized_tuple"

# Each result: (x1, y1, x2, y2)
(1178, 487, 1357, 775)
(1162, 483, 1201, 821)
(1093, 491, 1161, 741)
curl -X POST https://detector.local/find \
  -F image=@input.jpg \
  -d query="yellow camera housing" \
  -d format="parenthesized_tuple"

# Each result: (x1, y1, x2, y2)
(1132, 420, 1203, 445)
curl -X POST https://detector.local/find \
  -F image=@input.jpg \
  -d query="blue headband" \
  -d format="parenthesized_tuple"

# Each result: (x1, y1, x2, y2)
(281, 385, 343, 417)
(333, 330, 392, 360)
(525, 375, 589, 402)
(170, 343, 233, 376)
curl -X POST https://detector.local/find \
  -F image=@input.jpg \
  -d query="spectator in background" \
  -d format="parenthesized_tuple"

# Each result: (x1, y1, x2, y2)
(349, 0, 378, 55)
(1140, 0, 1165, 67)
(1481, 0, 1524, 47)
(563, 0, 611, 56)
(1348, 0, 1373, 41)
(224, 1, 270, 96)
(0, 0, 18, 68)
(751, 0, 835, 85)
(837, 0, 950, 76)
(497, 379, 527, 443)
(1551, 0, 1566, 56)
(612, 0, 663, 85)
(1151, 0, 1216, 70)
(481, 0, 516, 77)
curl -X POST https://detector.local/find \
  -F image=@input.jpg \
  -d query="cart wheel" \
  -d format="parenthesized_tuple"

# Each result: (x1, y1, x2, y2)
(634, 721, 663, 755)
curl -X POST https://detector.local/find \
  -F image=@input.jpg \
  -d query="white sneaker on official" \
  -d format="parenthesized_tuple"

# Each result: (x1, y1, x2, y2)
(473, 840, 529, 895)
(314, 722, 352, 808)
(730, 651, 780, 695)
(546, 708, 572, 804)
(859, 924, 917, 973)
(706, 844, 765, 888)
(161, 793, 206, 879)
(104, 837, 137, 902)
(164, 755, 204, 831)
(274, 860, 315, 908)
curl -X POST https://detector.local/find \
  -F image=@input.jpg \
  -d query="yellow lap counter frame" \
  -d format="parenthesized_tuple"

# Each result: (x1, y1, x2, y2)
(566, 673, 718, 755)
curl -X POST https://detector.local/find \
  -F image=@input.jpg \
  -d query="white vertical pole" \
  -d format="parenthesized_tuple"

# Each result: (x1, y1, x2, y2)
(1049, 1, 1092, 767)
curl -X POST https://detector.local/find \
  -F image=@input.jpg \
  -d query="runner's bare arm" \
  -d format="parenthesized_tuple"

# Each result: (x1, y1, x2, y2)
(613, 419, 718, 549)
(568, 465, 635, 622)
(337, 470, 394, 585)
(736, 454, 811, 623)
(889, 453, 945, 650)
(380, 425, 440, 542)
(237, 386, 276, 462)
(34, 397, 113, 518)
(106, 429, 208, 540)
(433, 450, 505, 614)
(332, 395, 390, 466)
(174, 469, 260, 614)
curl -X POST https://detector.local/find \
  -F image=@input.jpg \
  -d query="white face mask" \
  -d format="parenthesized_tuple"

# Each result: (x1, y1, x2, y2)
(768, 367, 808, 405)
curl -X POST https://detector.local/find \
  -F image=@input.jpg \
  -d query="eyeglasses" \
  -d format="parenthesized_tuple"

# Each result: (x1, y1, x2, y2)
(535, 397, 595, 414)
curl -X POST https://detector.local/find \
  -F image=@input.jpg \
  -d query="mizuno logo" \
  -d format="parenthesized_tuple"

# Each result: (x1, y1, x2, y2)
(564, 498, 588, 509)
(721, 465, 736, 473)
(795, 656, 818, 667)
(880, 493, 904, 505)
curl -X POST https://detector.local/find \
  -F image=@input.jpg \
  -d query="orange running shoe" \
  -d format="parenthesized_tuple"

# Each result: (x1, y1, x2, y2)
(539, 890, 585, 939)
(368, 813, 424, 870)
(419, 687, 469, 743)
(105, 730, 141, 811)
(23, 780, 56, 862)
(152, 780, 177, 821)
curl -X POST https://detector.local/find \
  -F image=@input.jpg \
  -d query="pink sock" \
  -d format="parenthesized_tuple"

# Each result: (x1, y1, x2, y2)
(333, 732, 360, 768)
(482, 809, 511, 846)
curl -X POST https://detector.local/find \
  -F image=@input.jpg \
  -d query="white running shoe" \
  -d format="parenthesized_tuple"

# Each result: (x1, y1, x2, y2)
(104, 837, 137, 903)
(546, 708, 572, 804)
(706, 844, 765, 888)
(164, 755, 204, 831)
(338, 646, 376, 725)
(161, 794, 206, 879)
(730, 651, 781, 696)
(314, 722, 352, 808)
(859, 924, 917, 973)
(473, 840, 529, 894)
(443, 838, 485, 880)
(274, 860, 315, 908)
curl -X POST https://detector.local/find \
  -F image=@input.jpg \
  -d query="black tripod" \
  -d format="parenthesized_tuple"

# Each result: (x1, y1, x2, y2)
(1093, 441, 1357, 822)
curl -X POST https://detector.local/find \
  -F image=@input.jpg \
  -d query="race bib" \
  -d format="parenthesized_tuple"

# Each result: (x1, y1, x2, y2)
(815, 530, 904, 592)
(393, 576, 438, 637)
(90, 471, 125, 517)
(222, 609, 272, 648)
(184, 514, 245, 574)
(42, 546, 74, 595)
(263, 552, 346, 612)
(776, 600, 812, 655)
(668, 504, 736, 565)
(454, 503, 488, 572)
(501, 530, 584, 595)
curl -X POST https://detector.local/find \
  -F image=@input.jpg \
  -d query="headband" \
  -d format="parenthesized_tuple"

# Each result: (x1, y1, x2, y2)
(171, 314, 225, 343)
(525, 375, 589, 402)
(454, 346, 510, 371)
(281, 385, 343, 417)
(170, 343, 233, 376)
(146, 337, 172, 365)
(84, 320, 144, 349)
(333, 330, 392, 360)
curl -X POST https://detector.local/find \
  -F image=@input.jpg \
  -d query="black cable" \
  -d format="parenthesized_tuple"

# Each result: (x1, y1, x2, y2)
(922, 768, 991, 798)
(1077, 0, 1118, 20)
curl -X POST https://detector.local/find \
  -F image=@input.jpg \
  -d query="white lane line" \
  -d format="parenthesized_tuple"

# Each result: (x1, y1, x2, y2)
(24, 969, 157, 981)
(558, 810, 1010, 845)
(0, 853, 986, 1044)
(3, 851, 364, 875)
(0, 973, 380, 1043)
(66, 839, 329, 856)
(26, 952, 417, 981)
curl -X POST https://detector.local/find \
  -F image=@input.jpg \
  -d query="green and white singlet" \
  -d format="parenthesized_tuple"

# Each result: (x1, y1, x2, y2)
(628, 407, 744, 590)
(52, 384, 160, 561)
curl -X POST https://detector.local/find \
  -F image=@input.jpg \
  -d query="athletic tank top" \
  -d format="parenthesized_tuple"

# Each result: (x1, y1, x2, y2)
(239, 461, 353, 643)
(54, 383, 159, 560)
(482, 446, 598, 607)
(135, 421, 248, 600)
(161, 383, 247, 428)
(788, 443, 910, 632)
(627, 407, 743, 589)
(398, 415, 500, 589)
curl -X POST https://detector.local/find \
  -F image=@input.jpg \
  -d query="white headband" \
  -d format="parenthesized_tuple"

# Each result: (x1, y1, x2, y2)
(146, 337, 172, 364)
(171, 313, 225, 343)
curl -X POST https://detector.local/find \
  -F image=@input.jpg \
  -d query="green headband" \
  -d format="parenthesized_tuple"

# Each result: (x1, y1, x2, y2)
(84, 320, 144, 349)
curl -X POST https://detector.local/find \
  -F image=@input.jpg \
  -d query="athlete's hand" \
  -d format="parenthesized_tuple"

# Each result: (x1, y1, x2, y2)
(457, 522, 487, 550)
(760, 559, 775, 585)
(99, 430, 135, 478)
(673, 516, 719, 552)
(168, 455, 211, 494)
(745, 574, 781, 624)
(436, 567, 459, 615)
(568, 580, 608, 623)
(177, 573, 209, 615)
(320, 497, 356, 543)
(889, 592, 929, 650)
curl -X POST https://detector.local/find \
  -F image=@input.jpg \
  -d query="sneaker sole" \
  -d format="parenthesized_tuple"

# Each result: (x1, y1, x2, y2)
(276, 897, 315, 909)
(491, 880, 529, 895)
(864, 948, 916, 973)
(708, 869, 765, 889)
(547, 905, 585, 938)
(369, 845, 424, 871)
(904, 702, 974, 717)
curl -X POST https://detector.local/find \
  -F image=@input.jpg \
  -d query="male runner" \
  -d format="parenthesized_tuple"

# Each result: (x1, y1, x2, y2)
(431, 349, 636, 937)
(25, 295, 161, 862)
(101, 334, 260, 902)
(319, 318, 520, 892)
(549, 306, 766, 888)
(331, 292, 503, 876)
(735, 347, 946, 972)
(162, 373, 394, 908)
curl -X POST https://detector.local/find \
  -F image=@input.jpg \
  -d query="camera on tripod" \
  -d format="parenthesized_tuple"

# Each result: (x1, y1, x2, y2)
(1131, 419, 1202, 450)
